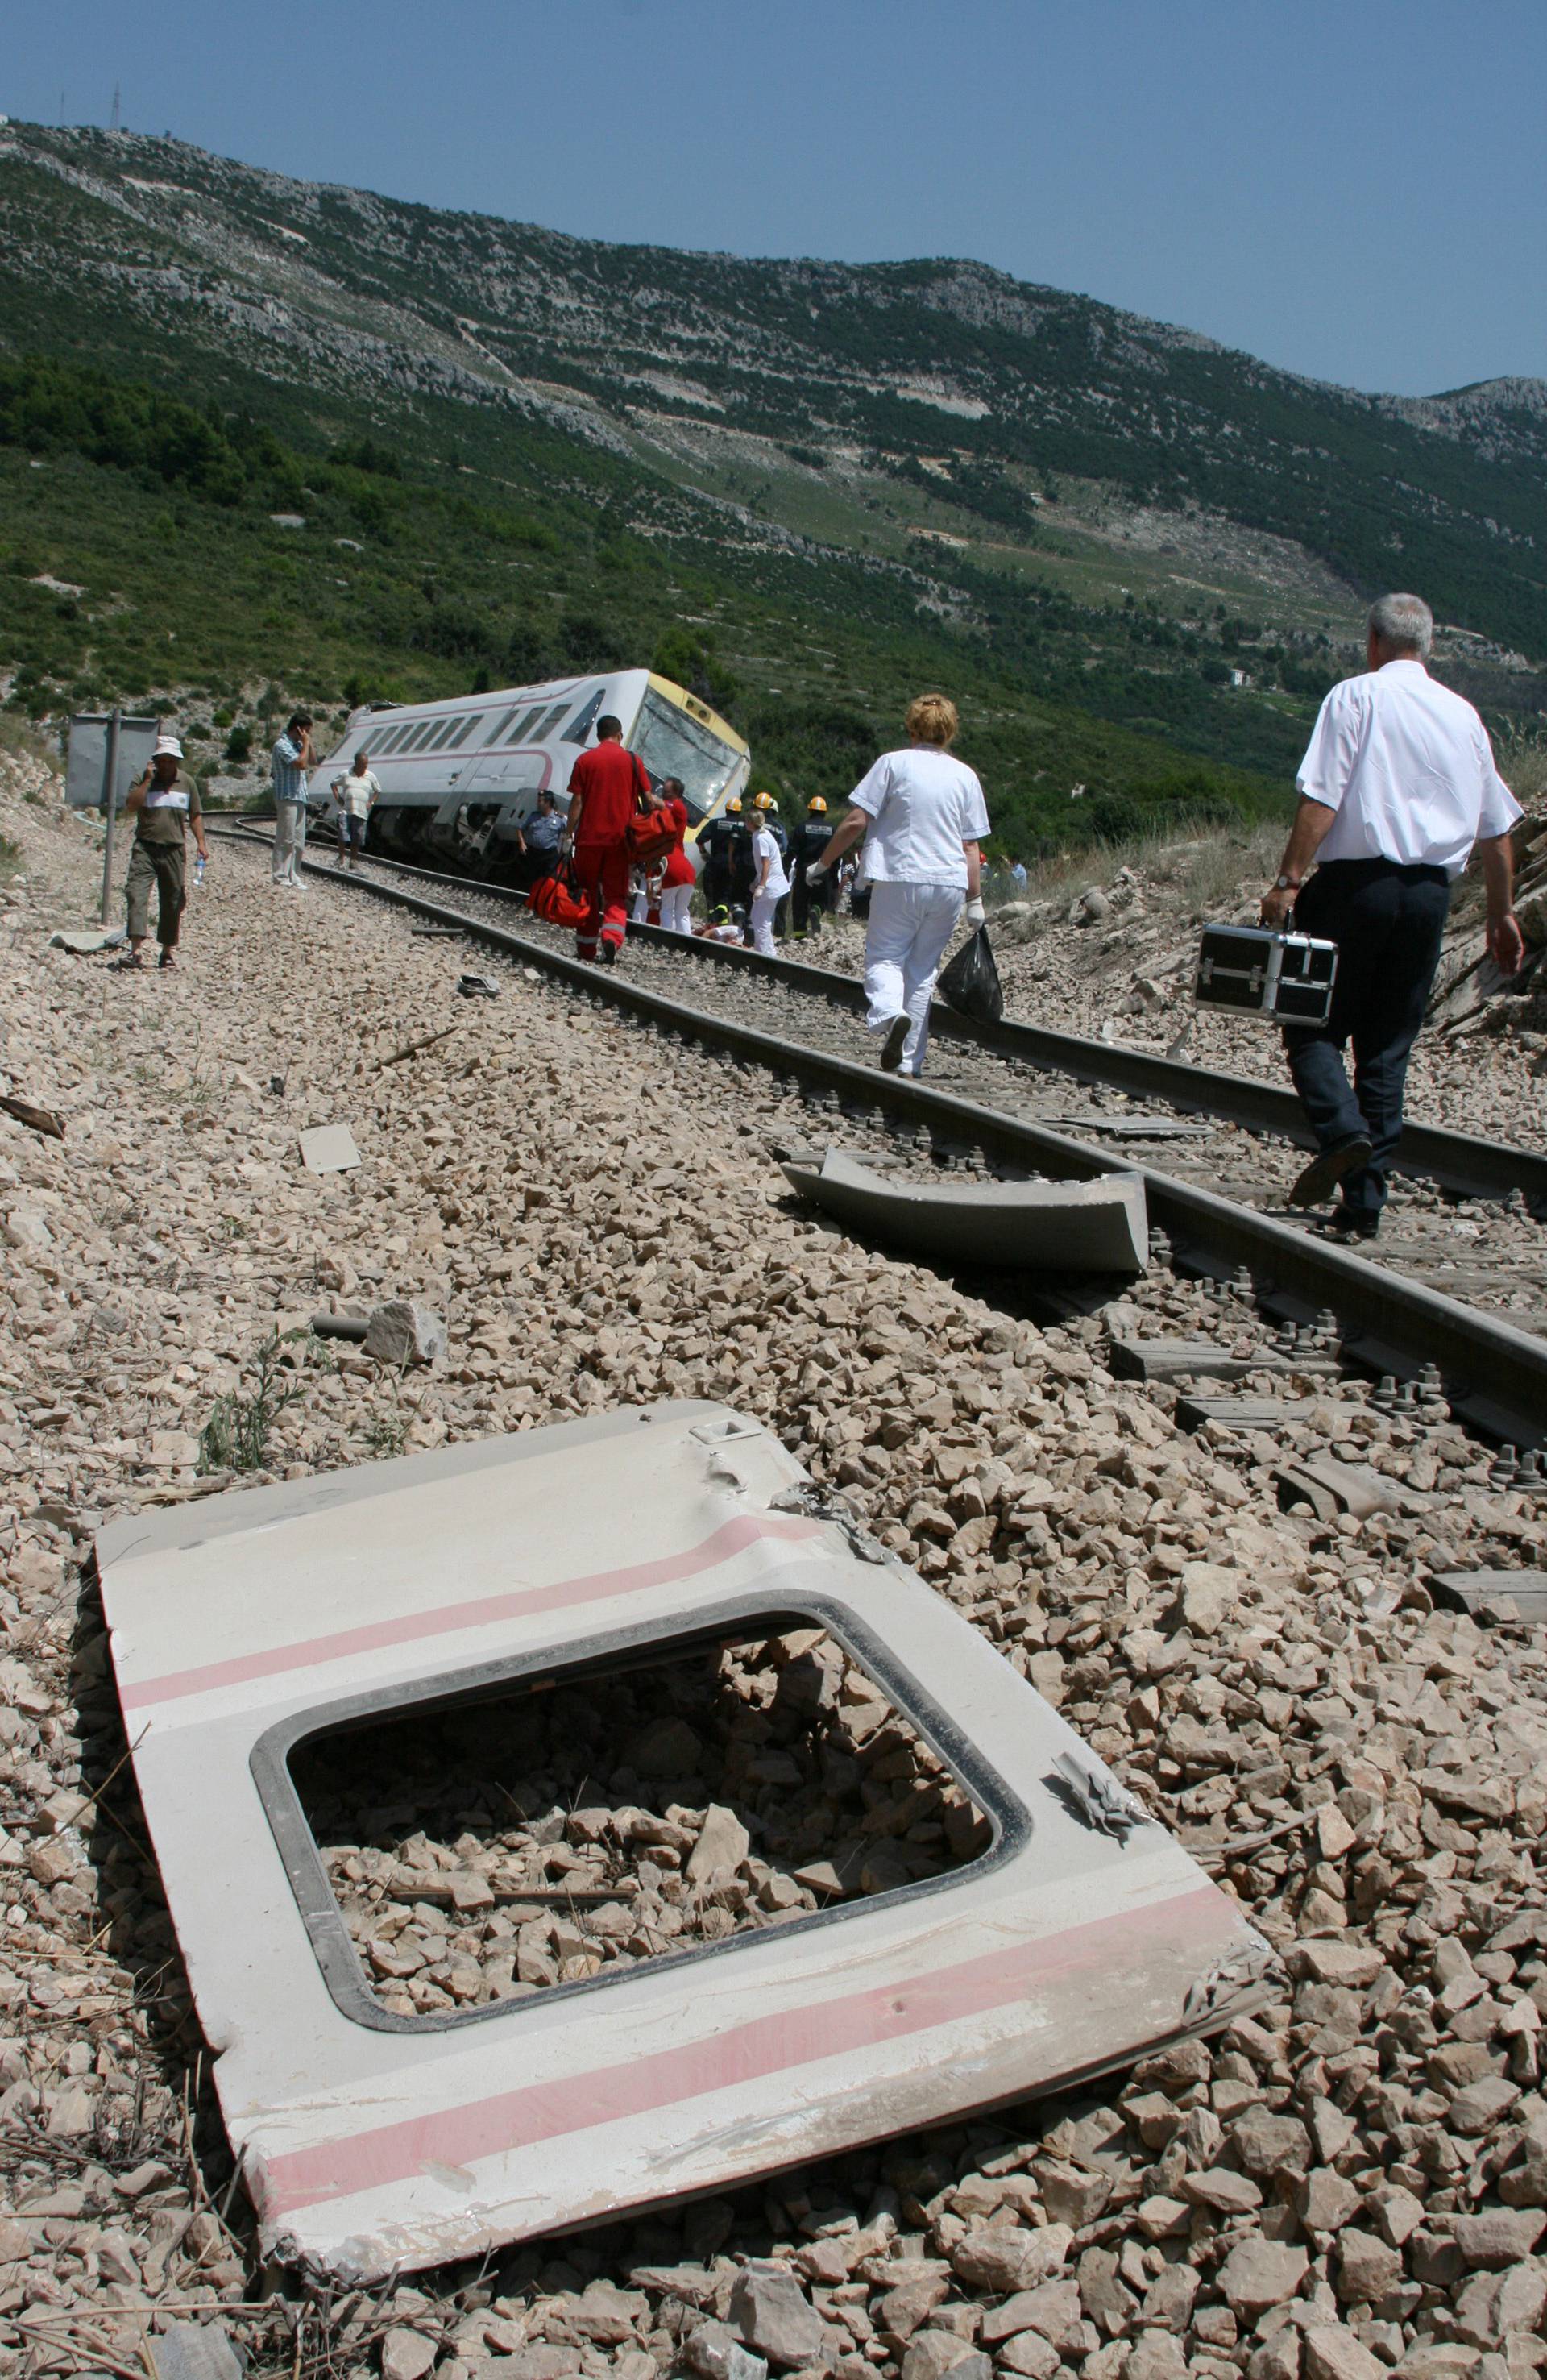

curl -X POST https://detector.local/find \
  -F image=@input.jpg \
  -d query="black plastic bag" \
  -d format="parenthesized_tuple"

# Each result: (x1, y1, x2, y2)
(937, 924, 1004, 1024)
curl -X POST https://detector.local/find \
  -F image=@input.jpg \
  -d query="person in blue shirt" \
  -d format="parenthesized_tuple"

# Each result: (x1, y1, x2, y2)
(271, 712, 315, 887)
(516, 788, 565, 889)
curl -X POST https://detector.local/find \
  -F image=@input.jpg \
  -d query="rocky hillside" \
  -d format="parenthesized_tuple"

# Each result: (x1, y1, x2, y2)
(2, 122, 1545, 661)
(2, 122, 1545, 861)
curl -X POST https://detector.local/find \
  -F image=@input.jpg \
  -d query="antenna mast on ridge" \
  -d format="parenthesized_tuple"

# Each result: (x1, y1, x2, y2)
(110, 82, 122, 132)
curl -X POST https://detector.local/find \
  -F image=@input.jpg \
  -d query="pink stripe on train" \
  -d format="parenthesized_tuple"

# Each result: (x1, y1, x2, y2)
(120, 1512, 822, 1710)
(256, 1888, 1230, 2218)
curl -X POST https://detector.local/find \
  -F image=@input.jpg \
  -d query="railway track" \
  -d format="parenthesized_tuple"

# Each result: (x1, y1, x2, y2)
(216, 829, 1547, 1447)
(272, 841, 1547, 1210)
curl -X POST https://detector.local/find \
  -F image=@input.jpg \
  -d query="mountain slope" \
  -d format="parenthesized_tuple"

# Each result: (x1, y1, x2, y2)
(0, 121, 1542, 848)
(6, 122, 1545, 651)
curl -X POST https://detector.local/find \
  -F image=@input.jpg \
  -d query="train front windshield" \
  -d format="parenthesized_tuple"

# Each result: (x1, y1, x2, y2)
(630, 688, 741, 824)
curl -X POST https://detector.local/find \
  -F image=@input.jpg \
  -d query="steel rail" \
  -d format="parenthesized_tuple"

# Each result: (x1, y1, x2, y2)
(289, 840, 1547, 1210)
(236, 833, 1547, 1447)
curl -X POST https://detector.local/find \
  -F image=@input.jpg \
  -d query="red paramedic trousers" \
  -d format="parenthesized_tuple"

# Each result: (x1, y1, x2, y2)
(574, 840, 630, 960)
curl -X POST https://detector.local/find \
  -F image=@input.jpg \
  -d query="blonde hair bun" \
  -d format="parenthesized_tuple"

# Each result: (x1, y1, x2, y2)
(906, 692, 958, 747)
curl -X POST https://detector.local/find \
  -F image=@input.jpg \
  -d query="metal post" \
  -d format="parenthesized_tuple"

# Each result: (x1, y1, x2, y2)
(99, 708, 121, 928)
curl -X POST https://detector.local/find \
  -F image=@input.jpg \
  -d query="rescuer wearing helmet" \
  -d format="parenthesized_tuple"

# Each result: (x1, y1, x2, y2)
(749, 791, 790, 937)
(699, 795, 744, 912)
(792, 795, 836, 937)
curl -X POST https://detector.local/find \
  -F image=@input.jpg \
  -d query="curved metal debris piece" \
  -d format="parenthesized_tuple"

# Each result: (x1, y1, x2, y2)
(782, 1148, 1148, 1274)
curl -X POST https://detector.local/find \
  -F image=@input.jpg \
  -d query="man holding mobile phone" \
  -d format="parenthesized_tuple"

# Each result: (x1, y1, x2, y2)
(116, 733, 209, 972)
(272, 711, 315, 887)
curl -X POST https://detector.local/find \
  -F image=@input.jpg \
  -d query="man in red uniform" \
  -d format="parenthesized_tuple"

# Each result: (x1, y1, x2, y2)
(565, 714, 645, 964)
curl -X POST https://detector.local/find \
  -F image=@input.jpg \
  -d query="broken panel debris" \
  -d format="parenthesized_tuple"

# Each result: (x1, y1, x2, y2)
(782, 1148, 1149, 1273)
(97, 1402, 1271, 2284)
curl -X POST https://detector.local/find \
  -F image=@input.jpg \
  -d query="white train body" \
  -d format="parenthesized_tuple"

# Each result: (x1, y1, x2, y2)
(314, 668, 749, 876)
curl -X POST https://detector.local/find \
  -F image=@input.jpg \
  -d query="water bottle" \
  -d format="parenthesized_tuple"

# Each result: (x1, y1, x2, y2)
(194, 854, 205, 887)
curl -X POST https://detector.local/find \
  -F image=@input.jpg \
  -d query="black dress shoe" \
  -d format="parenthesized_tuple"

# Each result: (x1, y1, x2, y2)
(1289, 1136, 1374, 1208)
(1325, 1205, 1380, 1242)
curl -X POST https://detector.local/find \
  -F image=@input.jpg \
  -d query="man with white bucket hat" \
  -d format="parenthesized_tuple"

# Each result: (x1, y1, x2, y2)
(118, 734, 208, 973)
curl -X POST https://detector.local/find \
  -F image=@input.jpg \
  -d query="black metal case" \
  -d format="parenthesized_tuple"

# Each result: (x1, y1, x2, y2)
(1195, 925, 1338, 1025)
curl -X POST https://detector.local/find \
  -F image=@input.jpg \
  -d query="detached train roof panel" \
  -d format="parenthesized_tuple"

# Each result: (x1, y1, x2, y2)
(97, 1402, 1274, 2284)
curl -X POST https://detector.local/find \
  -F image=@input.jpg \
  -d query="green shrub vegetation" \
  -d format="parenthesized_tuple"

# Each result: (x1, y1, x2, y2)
(0, 351, 1288, 854)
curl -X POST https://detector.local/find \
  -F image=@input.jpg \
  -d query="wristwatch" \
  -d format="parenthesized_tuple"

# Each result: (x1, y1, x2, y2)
(1275, 874, 1300, 892)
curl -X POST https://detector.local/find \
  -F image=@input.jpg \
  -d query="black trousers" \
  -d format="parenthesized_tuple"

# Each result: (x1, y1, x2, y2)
(1282, 858, 1450, 1218)
(792, 866, 828, 933)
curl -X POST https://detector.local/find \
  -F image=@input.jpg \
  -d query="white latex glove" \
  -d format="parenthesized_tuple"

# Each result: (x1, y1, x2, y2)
(805, 861, 828, 887)
(964, 898, 985, 928)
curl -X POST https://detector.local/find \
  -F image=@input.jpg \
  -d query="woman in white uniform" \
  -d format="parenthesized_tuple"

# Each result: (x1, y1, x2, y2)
(807, 694, 987, 1075)
(748, 809, 790, 956)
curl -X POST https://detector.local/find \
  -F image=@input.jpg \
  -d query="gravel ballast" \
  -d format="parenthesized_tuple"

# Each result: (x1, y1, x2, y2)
(3, 763, 1547, 2378)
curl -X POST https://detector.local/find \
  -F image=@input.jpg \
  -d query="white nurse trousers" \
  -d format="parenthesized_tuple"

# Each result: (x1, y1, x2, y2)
(863, 879, 963, 1076)
(658, 884, 694, 934)
(749, 889, 782, 955)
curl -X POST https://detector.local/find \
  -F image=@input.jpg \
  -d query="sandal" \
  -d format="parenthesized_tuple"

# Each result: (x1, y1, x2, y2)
(110, 952, 146, 971)
(158, 949, 179, 970)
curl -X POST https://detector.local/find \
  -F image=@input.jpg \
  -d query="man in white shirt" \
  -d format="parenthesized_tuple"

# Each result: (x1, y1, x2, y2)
(330, 747, 379, 870)
(1260, 593, 1523, 1237)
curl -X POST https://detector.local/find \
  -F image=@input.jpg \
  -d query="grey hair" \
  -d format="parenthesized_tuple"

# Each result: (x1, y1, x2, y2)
(1368, 592, 1433, 659)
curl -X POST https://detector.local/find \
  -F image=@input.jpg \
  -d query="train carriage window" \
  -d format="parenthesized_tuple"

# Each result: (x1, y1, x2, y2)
(629, 688, 743, 824)
(562, 688, 604, 745)
(374, 725, 412, 753)
(534, 702, 571, 741)
(482, 709, 519, 746)
(425, 719, 462, 750)
(510, 707, 545, 743)
(446, 716, 479, 749)
(399, 722, 437, 752)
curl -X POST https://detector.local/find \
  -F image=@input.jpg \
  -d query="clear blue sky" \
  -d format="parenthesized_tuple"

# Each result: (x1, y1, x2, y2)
(6, 0, 1544, 397)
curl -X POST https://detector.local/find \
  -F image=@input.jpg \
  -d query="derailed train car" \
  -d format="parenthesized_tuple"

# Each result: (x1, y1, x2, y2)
(316, 669, 749, 878)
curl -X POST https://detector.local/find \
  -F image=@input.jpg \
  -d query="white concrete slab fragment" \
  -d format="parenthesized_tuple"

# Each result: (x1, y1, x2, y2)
(299, 1124, 361, 1174)
(98, 1402, 1271, 2284)
(1430, 1569, 1547, 1622)
(783, 1148, 1148, 1273)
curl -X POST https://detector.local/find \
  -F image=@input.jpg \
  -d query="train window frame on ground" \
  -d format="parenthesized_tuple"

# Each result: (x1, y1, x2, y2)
(254, 1591, 1017, 2039)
